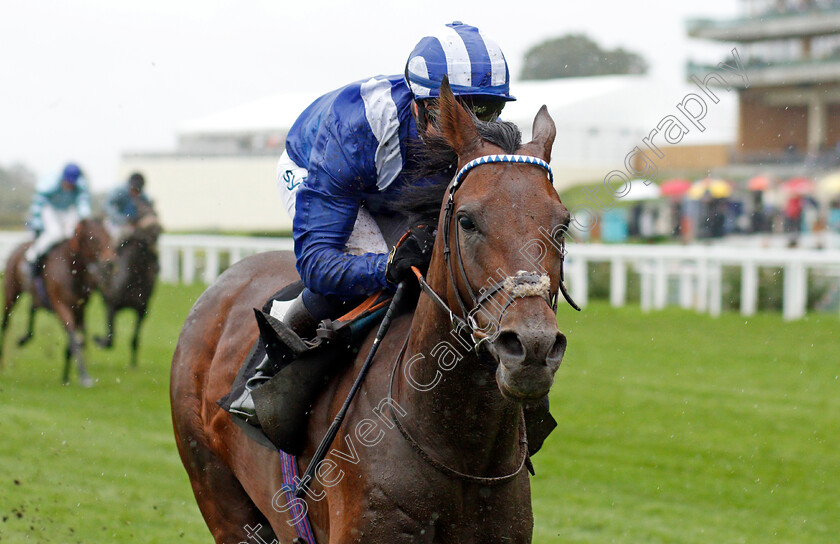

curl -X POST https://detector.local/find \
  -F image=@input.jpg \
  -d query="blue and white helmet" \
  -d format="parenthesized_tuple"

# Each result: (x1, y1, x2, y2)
(405, 22, 515, 102)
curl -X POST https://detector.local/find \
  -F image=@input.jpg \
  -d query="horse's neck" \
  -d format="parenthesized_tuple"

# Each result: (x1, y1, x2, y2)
(396, 285, 523, 470)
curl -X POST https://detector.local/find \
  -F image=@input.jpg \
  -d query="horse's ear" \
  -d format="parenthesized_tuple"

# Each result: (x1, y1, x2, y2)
(531, 105, 556, 162)
(438, 76, 481, 157)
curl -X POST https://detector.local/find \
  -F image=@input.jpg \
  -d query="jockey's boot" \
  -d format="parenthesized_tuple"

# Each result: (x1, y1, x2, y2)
(228, 294, 319, 425)
(29, 255, 50, 306)
(29, 256, 43, 280)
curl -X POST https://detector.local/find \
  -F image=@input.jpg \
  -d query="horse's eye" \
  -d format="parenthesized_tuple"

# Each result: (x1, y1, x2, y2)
(458, 215, 476, 232)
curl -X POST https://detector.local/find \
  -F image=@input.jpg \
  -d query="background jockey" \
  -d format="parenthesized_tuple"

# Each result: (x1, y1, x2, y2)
(104, 172, 154, 242)
(230, 21, 515, 419)
(25, 163, 92, 277)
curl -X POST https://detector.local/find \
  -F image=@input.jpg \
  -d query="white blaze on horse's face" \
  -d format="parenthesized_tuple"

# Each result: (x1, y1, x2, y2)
(436, 79, 570, 401)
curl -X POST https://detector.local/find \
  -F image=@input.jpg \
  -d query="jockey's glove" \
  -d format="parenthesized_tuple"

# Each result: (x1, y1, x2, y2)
(385, 224, 436, 286)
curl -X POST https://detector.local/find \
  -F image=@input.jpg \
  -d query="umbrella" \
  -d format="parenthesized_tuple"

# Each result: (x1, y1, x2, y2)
(621, 180, 662, 201)
(781, 177, 814, 194)
(747, 175, 772, 191)
(687, 178, 732, 199)
(817, 171, 840, 195)
(660, 178, 692, 197)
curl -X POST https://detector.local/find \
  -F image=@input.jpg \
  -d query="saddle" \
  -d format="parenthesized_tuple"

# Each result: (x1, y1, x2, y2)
(217, 282, 392, 454)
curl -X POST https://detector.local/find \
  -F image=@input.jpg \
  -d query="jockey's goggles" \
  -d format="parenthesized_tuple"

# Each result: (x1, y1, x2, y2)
(422, 97, 505, 123)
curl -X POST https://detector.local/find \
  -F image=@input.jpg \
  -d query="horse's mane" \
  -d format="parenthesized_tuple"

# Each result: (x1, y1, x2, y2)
(397, 119, 522, 225)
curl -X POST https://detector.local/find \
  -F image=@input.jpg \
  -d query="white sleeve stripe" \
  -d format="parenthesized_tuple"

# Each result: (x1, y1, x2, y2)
(479, 30, 507, 87)
(439, 27, 472, 87)
(360, 78, 403, 191)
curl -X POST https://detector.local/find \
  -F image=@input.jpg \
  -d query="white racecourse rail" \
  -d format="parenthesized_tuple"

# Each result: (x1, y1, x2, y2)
(2, 232, 839, 321)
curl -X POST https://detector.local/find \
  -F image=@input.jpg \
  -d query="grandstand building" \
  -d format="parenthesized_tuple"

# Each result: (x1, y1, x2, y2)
(687, 0, 840, 176)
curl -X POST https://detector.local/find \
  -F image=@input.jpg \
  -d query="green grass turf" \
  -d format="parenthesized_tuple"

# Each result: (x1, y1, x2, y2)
(0, 283, 208, 543)
(0, 283, 837, 543)
(533, 304, 840, 544)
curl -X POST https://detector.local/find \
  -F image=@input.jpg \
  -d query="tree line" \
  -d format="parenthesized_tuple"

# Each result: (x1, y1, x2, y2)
(521, 34, 648, 80)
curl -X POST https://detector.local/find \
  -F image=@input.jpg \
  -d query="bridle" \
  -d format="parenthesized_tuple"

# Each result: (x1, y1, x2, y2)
(413, 153, 580, 351)
(386, 154, 579, 485)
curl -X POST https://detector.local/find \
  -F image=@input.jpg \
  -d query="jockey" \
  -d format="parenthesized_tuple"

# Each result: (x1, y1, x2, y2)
(25, 163, 92, 277)
(279, 21, 512, 329)
(104, 172, 154, 242)
(230, 22, 514, 420)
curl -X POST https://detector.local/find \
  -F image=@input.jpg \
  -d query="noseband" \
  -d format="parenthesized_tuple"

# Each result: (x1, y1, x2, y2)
(414, 153, 580, 350)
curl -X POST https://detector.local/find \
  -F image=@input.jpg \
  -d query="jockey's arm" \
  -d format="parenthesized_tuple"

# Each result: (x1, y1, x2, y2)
(27, 192, 48, 232)
(105, 188, 129, 224)
(292, 125, 390, 299)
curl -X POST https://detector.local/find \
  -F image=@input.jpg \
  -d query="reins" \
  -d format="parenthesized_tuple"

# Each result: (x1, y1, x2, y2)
(386, 331, 531, 485)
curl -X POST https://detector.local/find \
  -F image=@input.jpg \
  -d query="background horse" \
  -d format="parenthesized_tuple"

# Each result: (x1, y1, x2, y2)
(1, 218, 115, 386)
(95, 205, 162, 367)
(171, 84, 570, 543)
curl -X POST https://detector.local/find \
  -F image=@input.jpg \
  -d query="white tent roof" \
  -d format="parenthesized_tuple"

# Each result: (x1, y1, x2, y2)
(178, 74, 737, 145)
(177, 91, 323, 136)
(501, 75, 736, 145)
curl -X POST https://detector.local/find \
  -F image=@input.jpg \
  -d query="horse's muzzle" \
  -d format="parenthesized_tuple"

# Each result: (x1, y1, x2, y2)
(489, 326, 566, 400)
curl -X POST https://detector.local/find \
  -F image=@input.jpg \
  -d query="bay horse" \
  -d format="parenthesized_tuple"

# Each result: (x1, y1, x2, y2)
(171, 82, 571, 543)
(95, 207, 161, 368)
(1, 218, 115, 386)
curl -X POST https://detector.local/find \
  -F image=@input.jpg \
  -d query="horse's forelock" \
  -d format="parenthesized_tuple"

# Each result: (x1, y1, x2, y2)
(397, 119, 523, 225)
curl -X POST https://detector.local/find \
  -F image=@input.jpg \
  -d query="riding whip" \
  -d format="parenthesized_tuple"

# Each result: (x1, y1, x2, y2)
(296, 281, 408, 498)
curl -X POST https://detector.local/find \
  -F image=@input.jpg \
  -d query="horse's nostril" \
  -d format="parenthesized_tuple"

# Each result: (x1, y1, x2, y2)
(496, 331, 525, 361)
(547, 332, 567, 362)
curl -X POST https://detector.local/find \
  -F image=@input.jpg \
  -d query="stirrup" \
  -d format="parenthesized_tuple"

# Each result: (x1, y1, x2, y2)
(228, 355, 275, 424)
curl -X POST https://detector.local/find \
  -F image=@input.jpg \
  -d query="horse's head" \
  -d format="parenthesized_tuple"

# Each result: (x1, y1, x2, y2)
(430, 79, 571, 401)
(130, 213, 162, 248)
(72, 219, 117, 284)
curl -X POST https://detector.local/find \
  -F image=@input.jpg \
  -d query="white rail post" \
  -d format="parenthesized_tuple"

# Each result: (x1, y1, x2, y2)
(783, 261, 807, 321)
(182, 247, 197, 284)
(640, 261, 653, 312)
(741, 261, 758, 316)
(696, 258, 709, 312)
(610, 257, 626, 307)
(570, 256, 588, 308)
(653, 258, 667, 310)
(230, 247, 243, 265)
(708, 261, 722, 317)
(159, 246, 179, 284)
(204, 248, 220, 284)
(679, 262, 694, 309)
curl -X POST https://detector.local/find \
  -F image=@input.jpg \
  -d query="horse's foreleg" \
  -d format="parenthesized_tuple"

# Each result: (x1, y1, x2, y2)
(68, 330, 93, 388)
(129, 309, 145, 368)
(16, 305, 36, 347)
(0, 298, 12, 363)
(56, 304, 93, 387)
(94, 304, 116, 349)
(73, 305, 93, 387)
(62, 343, 72, 384)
